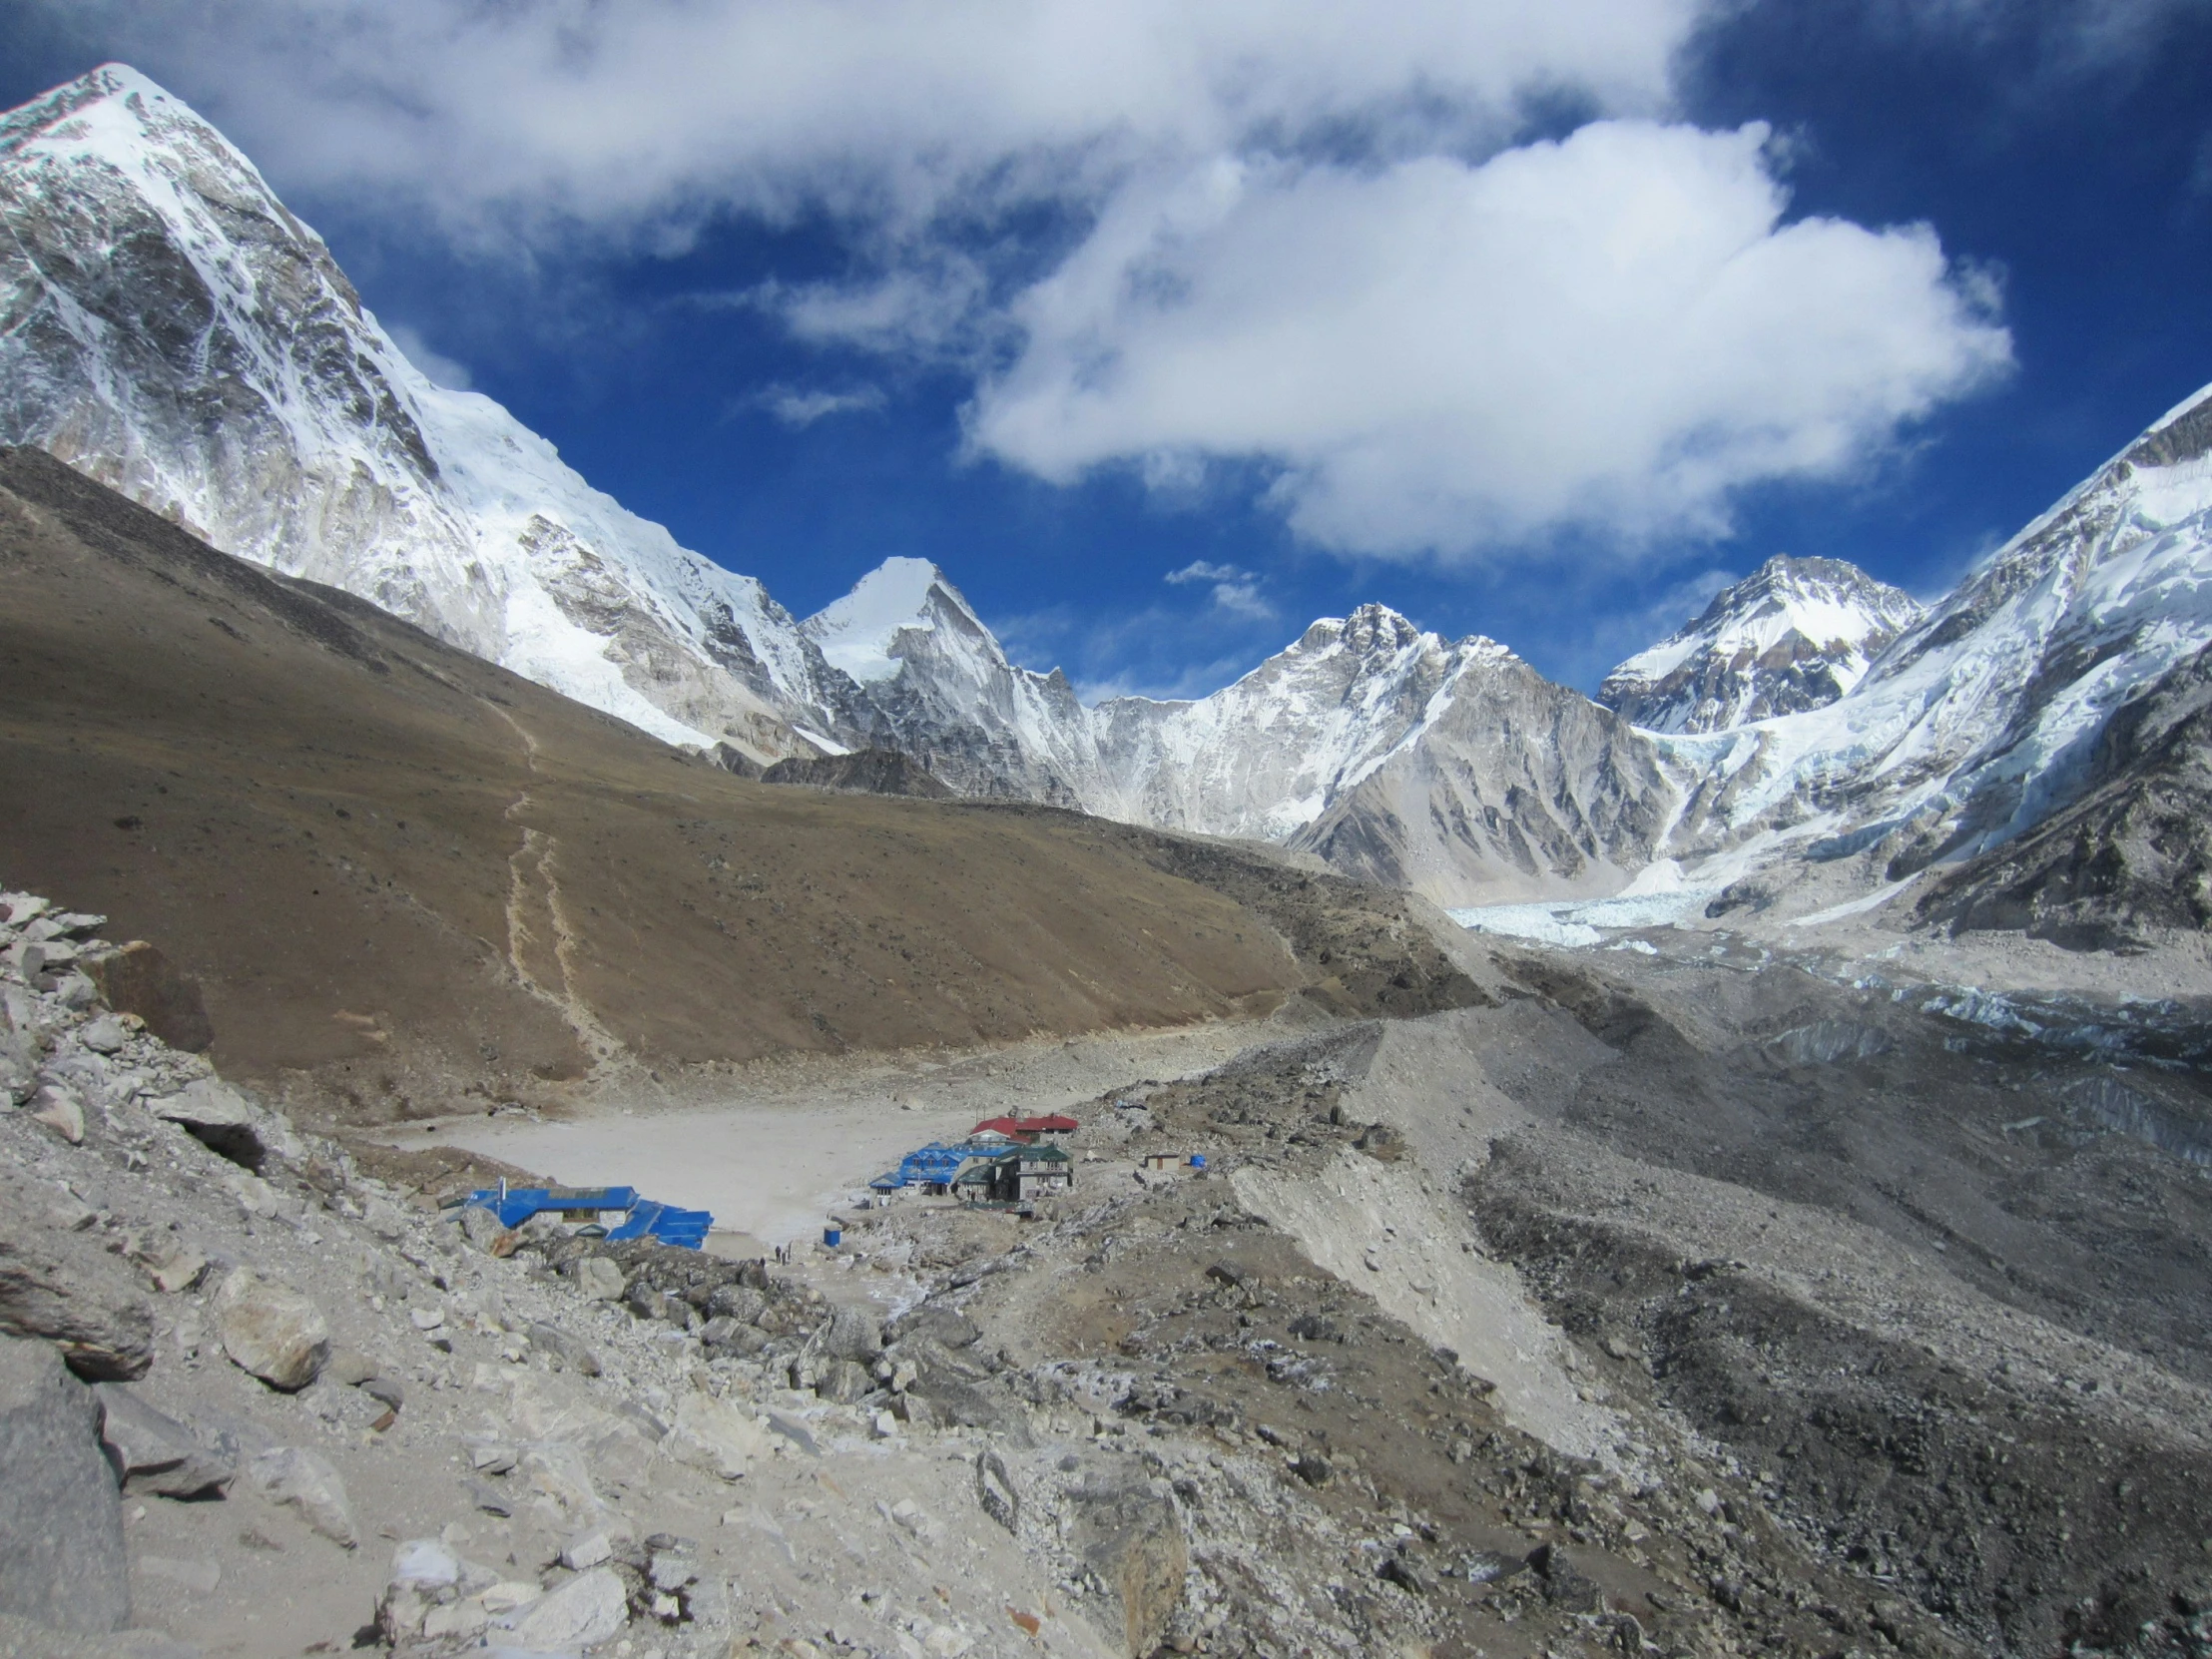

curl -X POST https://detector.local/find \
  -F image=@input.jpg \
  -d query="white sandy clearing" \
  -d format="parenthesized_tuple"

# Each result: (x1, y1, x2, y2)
(376, 1019, 1276, 1246)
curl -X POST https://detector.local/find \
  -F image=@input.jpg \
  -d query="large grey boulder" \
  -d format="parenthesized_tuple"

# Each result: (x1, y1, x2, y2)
(0, 1334, 130, 1634)
(821, 1304, 882, 1362)
(246, 1445, 357, 1547)
(213, 1270, 328, 1390)
(495, 1565, 628, 1649)
(526, 1322, 604, 1377)
(0, 1172, 154, 1381)
(562, 1256, 625, 1300)
(148, 1077, 287, 1169)
(94, 1383, 234, 1498)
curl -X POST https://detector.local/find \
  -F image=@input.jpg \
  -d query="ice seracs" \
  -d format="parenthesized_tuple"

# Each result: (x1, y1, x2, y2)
(1599, 555, 1924, 734)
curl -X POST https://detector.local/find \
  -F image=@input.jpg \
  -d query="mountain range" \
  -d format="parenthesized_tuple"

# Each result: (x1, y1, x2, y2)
(8, 65, 2212, 930)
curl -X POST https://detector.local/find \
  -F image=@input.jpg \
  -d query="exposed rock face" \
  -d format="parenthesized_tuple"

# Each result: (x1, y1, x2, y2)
(761, 749, 955, 799)
(15, 69, 2212, 925)
(808, 579, 1678, 904)
(82, 942, 210, 1054)
(0, 66, 855, 763)
(1064, 1459, 1188, 1658)
(0, 1332, 130, 1634)
(1289, 639, 1676, 904)
(0, 65, 1672, 906)
(95, 1383, 235, 1499)
(1664, 381, 2212, 882)
(1599, 555, 1923, 733)
(1914, 638, 2212, 947)
(0, 1167, 155, 1381)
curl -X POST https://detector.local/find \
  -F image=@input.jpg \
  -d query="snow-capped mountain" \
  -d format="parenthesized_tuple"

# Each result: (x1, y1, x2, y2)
(0, 65, 855, 760)
(1664, 380, 2212, 881)
(1599, 555, 1924, 734)
(798, 579, 1676, 903)
(14, 66, 2212, 926)
(801, 558, 1113, 807)
(1288, 633, 1676, 900)
(1103, 606, 1672, 897)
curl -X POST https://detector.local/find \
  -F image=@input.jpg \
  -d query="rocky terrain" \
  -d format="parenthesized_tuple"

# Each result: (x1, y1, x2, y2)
(7, 860, 2211, 1659)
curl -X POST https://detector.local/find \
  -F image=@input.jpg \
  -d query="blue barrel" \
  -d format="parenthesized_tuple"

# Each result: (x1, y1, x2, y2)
(1189, 1154, 1207, 1170)
(823, 1227, 842, 1248)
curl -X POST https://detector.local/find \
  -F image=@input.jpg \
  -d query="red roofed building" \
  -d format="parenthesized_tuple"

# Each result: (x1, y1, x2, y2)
(971, 1113, 1079, 1142)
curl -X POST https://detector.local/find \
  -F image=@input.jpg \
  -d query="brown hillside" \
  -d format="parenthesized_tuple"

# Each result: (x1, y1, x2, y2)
(0, 447, 1339, 1121)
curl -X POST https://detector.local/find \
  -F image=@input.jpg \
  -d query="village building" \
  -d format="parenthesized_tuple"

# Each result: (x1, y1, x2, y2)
(1007, 1143, 1073, 1199)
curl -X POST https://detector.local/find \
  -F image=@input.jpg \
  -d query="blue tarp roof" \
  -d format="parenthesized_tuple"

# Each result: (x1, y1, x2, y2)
(879, 1140, 1012, 1188)
(462, 1186, 712, 1251)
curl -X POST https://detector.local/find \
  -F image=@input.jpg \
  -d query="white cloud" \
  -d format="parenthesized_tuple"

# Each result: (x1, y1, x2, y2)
(1164, 560, 1250, 585)
(48, 0, 1696, 236)
(756, 383, 887, 428)
(1164, 559, 1273, 619)
(33, 0, 2014, 559)
(967, 123, 2013, 556)
(383, 320, 472, 390)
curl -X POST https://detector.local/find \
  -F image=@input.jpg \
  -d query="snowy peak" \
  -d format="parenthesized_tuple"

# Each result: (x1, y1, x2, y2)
(1600, 555, 1924, 734)
(803, 557, 994, 685)
(0, 65, 859, 761)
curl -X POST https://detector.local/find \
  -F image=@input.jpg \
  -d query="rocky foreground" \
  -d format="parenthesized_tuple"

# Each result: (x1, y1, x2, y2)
(6, 879, 2212, 1659)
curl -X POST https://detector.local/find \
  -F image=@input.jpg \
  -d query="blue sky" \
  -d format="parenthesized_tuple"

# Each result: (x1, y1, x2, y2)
(6, 1, 2211, 698)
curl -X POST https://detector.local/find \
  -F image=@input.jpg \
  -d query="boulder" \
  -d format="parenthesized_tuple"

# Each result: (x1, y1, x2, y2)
(84, 942, 212, 1053)
(324, 1348, 380, 1388)
(700, 1316, 770, 1357)
(889, 1305, 979, 1350)
(526, 1322, 604, 1377)
(817, 1359, 874, 1403)
(975, 1448, 1020, 1532)
(376, 1537, 461, 1645)
(214, 1270, 329, 1391)
(704, 1284, 766, 1324)
(495, 1565, 628, 1649)
(0, 1333, 130, 1633)
(94, 1384, 234, 1498)
(1525, 1542, 1602, 1613)
(29, 1082, 85, 1145)
(821, 1305, 882, 1362)
(149, 1079, 270, 1171)
(564, 1256, 625, 1300)
(662, 1391, 770, 1482)
(246, 1445, 357, 1547)
(0, 1179, 155, 1381)
(75, 1017, 128, 1056)
(520, 1443, 603, 1526)
(454, 1204, 510, 1254)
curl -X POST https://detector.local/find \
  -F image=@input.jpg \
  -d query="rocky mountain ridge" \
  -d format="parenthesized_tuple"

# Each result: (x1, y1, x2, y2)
(11, 65, 2212, 933)
(1660, 379, 2212, 906)
(1598, 554, 1924, 733)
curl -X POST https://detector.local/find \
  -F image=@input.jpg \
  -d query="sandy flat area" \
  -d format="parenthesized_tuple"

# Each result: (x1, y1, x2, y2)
(375, 1017, 1277, 1245)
